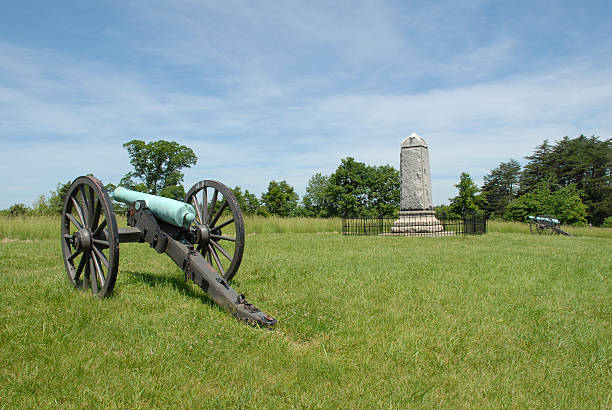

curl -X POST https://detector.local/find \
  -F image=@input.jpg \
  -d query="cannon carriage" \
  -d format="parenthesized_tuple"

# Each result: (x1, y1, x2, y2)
(60, 175, 276, 326)
(528, 215, 572, 236)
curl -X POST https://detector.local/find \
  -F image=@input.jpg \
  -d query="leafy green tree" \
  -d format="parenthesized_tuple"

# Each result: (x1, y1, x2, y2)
(504, 180, 587, 225)
(120, 139, 197, 200)
(325, 157, 399, 217)
(231, 186, 261, 215)
(31, 194, 52, 216)
(520, 140, 555, 194)
(243, 190, 261, 215)
(48, 181, 72, 215)
(519, 135, 611, 225)
(325, 158, 370, 217)
(302, 173, 330, 217)
(481, 159, 521, 217)
(261, 180, 299, 217)
(369, 164, 400, 217)
(449, 172, 486, 216)
(8, 203, 30, 216)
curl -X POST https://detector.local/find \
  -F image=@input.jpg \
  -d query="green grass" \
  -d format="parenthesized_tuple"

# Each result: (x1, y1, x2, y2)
(1, 217, 610, 408)
(3, 215, 611, 241)
(488, 220, 612, 238)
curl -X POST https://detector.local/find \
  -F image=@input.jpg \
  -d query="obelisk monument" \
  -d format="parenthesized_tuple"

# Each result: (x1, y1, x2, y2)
(392, 133, 443, 233)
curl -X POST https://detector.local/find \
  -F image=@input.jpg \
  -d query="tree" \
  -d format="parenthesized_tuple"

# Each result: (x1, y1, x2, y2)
(449, 172, 485, 216)
(520, 140, 555, 194)
(8, 203, 29, 216)
(368, 164, 400, 217)
(232, 186, 261, 215)
(261, 180, 299, 217)
(481, 159, 521, 217)
(302, 173, 331, 217)
(519, 135, 612, 225)
(504, 180, 588, 225)
(48, 181, 72, 215)
(120, 139, 197, 200)
(324, 157, 400, 217)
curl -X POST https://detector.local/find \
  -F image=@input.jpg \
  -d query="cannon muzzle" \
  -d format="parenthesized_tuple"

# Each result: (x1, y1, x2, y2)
(112, 187, 196, 228)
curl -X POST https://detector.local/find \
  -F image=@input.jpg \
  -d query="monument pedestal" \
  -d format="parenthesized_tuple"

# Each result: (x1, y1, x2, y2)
(391, 210, 443, 234)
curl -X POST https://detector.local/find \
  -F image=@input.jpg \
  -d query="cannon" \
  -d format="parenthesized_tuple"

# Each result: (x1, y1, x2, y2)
(528, 215, 572, 236)
(60, 175, 276, 326)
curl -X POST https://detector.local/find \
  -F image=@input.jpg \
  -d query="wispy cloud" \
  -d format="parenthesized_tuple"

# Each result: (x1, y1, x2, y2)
(1, 2, 611, 208)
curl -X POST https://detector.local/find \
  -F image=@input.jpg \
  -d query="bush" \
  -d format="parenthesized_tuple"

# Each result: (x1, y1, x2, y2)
(8, 203, 30, 216)
(504, 182, 587, 225)
(603, 216, 612, 228)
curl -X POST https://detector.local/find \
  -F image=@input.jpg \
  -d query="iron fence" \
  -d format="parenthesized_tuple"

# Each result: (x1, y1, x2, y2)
(342, 213, 488, 237)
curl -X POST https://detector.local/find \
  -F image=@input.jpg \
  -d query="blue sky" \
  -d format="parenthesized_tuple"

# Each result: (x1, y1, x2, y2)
(1, 0, 611, 209)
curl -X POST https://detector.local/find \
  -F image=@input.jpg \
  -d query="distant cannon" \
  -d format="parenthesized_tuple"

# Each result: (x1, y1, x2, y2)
(528, 215, 572, 236)
(60, 175, 276, 326)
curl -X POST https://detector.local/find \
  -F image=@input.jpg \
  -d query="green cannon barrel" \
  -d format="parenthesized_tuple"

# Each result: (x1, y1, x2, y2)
(112, 187, 196, 228)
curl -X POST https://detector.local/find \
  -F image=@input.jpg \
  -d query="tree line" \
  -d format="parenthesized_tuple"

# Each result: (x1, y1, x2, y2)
(453, 135, 611, 226)
(4, 135, 611, 227)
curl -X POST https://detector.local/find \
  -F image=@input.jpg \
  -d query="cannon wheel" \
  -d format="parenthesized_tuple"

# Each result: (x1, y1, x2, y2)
(185, 180, 245, 281)
(61, 176, 119, 297)
(538, 215, 558, 235)
(529, 219, 537, 235)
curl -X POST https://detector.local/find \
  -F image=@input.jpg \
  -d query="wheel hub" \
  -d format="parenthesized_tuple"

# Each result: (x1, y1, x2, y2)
(71, 229, 93, 251)
(192, 224, 211, 246)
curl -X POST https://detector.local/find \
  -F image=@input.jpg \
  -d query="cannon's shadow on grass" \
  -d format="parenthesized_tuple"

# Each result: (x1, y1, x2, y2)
(123, 270, 218, 309)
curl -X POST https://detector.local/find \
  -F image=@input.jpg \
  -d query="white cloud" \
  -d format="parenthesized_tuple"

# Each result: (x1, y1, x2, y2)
(1, 2, 611, 209)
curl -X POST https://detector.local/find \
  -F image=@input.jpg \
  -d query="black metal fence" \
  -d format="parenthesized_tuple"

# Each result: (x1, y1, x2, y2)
(342, 212, 488, 237)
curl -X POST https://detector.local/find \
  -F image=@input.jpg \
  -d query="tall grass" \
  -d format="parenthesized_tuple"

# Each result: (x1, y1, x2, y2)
(488, 220, 612, 238)
(244, 215, 342, 234)
(2, 215, 611, 240)
(0, 215, 59, 240)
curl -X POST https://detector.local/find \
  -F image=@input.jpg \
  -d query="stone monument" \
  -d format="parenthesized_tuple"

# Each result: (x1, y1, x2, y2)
(391, 133, 443, 234)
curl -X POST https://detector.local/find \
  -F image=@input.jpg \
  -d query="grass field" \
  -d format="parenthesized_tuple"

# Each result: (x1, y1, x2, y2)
(1, 216, 611, 408)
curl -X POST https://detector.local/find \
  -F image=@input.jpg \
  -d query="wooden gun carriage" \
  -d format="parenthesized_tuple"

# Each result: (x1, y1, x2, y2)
(60, 175, 276, 326)
(528, 215, 572, 236)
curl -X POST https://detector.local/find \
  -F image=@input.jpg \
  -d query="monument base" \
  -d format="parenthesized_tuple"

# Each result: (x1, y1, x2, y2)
(391, 210, 443, 234)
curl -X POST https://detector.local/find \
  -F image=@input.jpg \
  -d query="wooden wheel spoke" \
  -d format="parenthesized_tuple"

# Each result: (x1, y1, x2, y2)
(91, 252, 106, 287)
(208, 189, 218, 224)
(208, 244, 225, 275)
(92, 197, 102, 231)
(202, 188, 208, 225)
(89, 258, 99, 294)
(92, 245, 109, 268)
(93, 238, 109, 248)
(83, 252, 91, 289)
(87, 186, 96, 228)
(71, 196, 86, 228)
(192, 195, 203, 224)
(210, 234, 236, 242)
(66, 212, 83, 231)
(210, 239, 233, 261)
(74, 253, 86, 281)
(213, 218, 234, 231)
(92, 219, 107, 237)
(68, 248, 82, 262)
(210, 200, 228, 228)
(78, 185, 91, 227)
